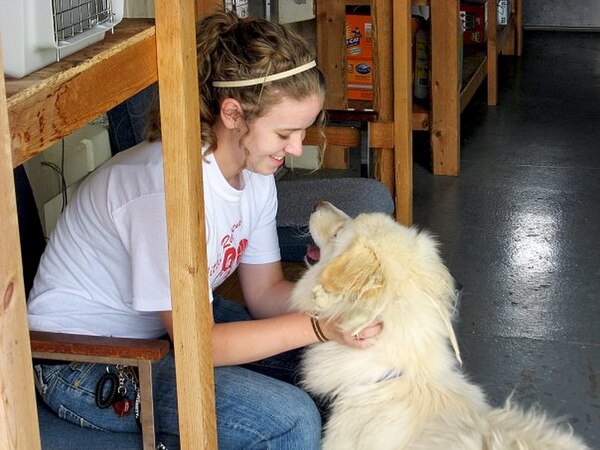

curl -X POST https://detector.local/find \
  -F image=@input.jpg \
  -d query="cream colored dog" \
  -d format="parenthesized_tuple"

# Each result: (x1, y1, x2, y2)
(291, 202, 588, 450)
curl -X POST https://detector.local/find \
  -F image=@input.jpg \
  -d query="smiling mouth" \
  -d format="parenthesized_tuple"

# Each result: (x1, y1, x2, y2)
(306, 244, 320, 266)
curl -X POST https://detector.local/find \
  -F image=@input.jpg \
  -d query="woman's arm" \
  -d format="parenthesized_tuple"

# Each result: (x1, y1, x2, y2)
(237, 261, 294, 318)
(160, 309, 319, 366)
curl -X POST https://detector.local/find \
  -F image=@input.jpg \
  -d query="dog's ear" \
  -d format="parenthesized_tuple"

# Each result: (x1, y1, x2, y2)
(320, 239, 384, 300)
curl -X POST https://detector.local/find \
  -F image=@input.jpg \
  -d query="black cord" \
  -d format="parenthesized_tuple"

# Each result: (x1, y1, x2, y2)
(40, 161, 67, 213)
(60, 140, 66, 211)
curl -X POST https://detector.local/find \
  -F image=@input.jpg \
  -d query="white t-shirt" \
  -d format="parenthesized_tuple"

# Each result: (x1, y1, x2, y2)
(27, 140, 280, 339)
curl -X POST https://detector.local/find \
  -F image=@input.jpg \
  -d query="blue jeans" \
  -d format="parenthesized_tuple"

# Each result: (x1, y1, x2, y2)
(34, 296, 321, 449)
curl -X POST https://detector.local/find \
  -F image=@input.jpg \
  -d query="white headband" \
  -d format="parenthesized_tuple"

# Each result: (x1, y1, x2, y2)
(212, 60, 317, 88)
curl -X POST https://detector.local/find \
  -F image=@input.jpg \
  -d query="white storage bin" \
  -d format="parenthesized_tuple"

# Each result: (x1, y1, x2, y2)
(0, 0, 123, 78)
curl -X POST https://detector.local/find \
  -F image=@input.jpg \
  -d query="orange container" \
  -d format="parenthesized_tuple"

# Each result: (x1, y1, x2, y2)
(347, 58, 373, 101)
(346, 14, 373, 101)
(345, 14, 373, 60)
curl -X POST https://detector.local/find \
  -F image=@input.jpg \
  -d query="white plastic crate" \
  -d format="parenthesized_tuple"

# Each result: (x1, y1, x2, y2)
(0, 0, 123, 78)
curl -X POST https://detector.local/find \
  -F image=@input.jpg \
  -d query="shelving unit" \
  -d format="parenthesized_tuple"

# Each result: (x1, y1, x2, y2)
(1, 0, 220, 448)
(314, 0, 522, 180)
(311, 0, 413, 225)
(431, 0, 523, 175)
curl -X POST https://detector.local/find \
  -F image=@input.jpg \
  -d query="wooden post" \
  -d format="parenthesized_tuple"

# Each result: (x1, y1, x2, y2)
(392, 0, 413, 226)
(316, 0, 350, 169)
(196, 0, 221, 17)
(371, 0, 413, 225)
(155, 0, 217, 448)
(371, 0, 394, 195)
(0, 42, 42, 450)
(487, 0, 499, 106)
(430, 0, 461, 176)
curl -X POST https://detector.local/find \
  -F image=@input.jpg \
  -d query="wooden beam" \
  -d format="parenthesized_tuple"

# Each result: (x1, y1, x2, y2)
(30, 331, 170, 361)
(304, 121, 395, 150)
(317, 0, 347, 109)
(392, 0, 413, 225)
(8, 20, 157, 168)
(371, 0, 395, 196)
(461, 54, 487, 112)
(155, 0, 217, 448)
(196, 0, 221, 18)
(304, 125, 361, 148)
(430, 0, 460, 176)
(0, 46, 41, 450)
(316, 0, 349, 168)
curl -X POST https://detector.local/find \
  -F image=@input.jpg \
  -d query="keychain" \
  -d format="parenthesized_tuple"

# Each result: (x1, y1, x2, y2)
(112, 365, 133, 416)
(95, 365, 140, 418)
(95, 367, 118, 409)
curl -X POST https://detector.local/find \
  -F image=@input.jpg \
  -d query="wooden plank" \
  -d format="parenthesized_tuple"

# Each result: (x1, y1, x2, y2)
(369, 121, 395, 149)
(7, 20, 157, 168)
(515, 0, 524, 56)
(326, 108, 377, 122)
(487, 0, 499, 106)
(196, 0, 222, 17)
(413, 103, 430, 130)
(461, 52, 488, 112)
(137, 360, 157, 450)
(0, 46, 41, 450)
(371, 0, 395, 196)
(30, 331, 170, 361)
(304, 125, 361, 147)
(322, 144, 349, 168)
(317, 1, 347, 110)
(317, 0, 349, 169)
(304, 121, 395, 149)
(497, 14, 518, 55)
(487, 0, 522, 106)
(430, 0, 460, 176)
(154, 0, 217, 448)
(392, 0, 413, 225)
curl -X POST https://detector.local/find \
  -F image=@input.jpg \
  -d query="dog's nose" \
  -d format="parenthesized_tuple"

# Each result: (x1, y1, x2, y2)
(312, 201, 325, 212)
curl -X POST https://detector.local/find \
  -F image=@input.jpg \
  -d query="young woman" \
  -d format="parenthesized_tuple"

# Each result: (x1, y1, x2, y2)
(28, 10, 382, 448)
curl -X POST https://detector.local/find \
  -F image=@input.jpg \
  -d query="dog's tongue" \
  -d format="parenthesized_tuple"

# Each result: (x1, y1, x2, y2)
(306, 244, 320, 263)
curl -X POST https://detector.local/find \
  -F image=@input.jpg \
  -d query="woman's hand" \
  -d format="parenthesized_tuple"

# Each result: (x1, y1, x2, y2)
(317, 318, 383, 349)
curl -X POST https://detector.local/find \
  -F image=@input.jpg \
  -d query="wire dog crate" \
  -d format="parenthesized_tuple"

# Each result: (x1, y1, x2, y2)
(0, 0, 124, 78)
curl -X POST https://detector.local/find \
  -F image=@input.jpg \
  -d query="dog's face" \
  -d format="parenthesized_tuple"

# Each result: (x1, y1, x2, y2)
(292, 202, 457, 337)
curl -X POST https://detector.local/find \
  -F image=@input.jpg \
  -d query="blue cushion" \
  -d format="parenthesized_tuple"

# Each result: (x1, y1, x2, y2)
(276, 177, 394, 261)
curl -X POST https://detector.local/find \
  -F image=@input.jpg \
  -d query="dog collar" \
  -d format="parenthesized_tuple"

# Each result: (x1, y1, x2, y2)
(376, 370, 402, 383)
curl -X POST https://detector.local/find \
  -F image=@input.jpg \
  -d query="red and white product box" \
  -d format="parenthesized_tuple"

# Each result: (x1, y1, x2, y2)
(460, 1, 488, 46)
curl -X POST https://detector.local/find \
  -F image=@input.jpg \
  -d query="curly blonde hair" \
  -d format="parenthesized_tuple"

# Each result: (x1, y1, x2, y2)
(147, 10, 327, 154)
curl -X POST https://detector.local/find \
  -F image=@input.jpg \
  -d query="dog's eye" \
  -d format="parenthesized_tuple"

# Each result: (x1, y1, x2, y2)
(331, 223, 345, 239)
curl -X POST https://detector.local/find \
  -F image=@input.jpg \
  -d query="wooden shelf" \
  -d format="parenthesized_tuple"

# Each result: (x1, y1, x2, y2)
(7, 19, 157, 169)
(460, 46, 487, 112)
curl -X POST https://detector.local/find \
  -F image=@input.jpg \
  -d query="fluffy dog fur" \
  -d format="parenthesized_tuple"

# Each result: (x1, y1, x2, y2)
(291, 202, 588, 450)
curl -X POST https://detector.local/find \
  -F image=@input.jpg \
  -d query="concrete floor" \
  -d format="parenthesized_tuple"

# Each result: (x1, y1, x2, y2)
(413, 31, 600, 447)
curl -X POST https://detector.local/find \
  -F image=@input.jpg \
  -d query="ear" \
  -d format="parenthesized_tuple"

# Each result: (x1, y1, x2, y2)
(319, 239, 384, 301)
(220, 98, 243, 130)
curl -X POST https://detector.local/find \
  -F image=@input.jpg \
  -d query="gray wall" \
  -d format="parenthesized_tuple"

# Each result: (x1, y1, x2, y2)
(524, 0, 600, 29)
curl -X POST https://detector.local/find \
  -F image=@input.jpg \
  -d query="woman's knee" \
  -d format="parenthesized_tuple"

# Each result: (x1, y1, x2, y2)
(256, 385, 321, 449)
(282, 390, 322, 447)
(215, 367, 321, 448)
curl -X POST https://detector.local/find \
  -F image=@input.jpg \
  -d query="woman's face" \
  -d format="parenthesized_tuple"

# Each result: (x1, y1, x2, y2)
(241, 93, 324, 175)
